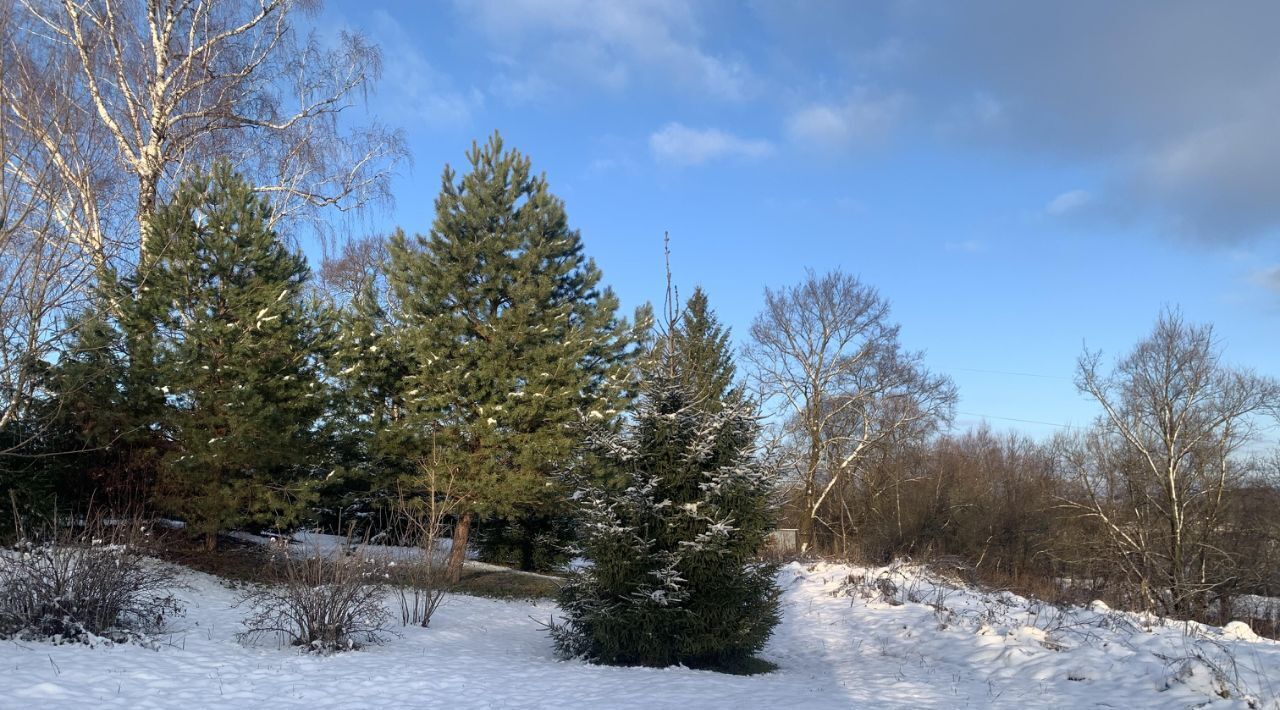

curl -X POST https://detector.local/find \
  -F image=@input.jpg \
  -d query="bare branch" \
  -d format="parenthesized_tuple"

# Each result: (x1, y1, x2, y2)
(742, 269, 957, 553)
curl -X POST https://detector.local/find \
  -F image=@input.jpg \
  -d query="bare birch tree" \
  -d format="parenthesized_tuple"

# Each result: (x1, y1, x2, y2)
(743, 270, 956, 554)
(5, 0, 406, 270)
(0, 3, 98, 441)
(1061, 309, 1280, 615)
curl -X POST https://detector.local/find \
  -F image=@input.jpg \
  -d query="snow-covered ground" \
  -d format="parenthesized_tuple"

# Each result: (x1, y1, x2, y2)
(2, 560, 1279, 709)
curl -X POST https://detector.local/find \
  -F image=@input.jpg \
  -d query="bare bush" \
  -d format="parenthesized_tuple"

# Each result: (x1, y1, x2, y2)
(391, 468, 457, 628)
(238, 545, 391, 653)
(0, 512, 182, 644)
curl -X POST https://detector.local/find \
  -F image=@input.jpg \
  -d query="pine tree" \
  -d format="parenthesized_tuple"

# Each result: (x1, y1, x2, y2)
(551, 343, 780, 671)
(125, 164, 326, 549)
(320, 281, 413, 531)
(1, 308, 129, 529)
(388, 133, 636, 575)
(29, 263, 180, 519)
(35, 304, 160, 511)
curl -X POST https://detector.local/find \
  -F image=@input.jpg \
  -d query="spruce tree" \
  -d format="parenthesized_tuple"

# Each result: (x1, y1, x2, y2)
(125, 164, 325, 549)
(657, 287, 739, 410)
(387, 133, 635, 575)
(551, 328, 780, 670)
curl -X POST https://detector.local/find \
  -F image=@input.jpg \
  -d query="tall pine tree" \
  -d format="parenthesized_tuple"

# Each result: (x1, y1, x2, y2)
(388, 133, 636, 576)
(125, 164, 326, 549)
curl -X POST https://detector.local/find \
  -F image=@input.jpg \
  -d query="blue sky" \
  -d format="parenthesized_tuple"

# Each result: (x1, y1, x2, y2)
(316, 0, 1279, 441)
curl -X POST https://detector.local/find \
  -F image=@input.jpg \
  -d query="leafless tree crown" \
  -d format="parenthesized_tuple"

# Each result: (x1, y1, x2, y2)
(1062, 309, 1280, 615)
(6, 0, 407, 269)
(743, 269, 956, 553)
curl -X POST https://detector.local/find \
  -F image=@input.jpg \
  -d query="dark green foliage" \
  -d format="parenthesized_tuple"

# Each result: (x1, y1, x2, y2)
(0, 352, 67, 532)
(2, 302, 161, 534)
(0, 431, 58, 538)
(658, 287, 739, 411)
(122, 164, 326, 544)
(386, 133, 635, 565)
(316, 282, 413, 532)
(550, 359, 780, 670)
(36, 305, 163, 512)
(473, 513, 574, 573)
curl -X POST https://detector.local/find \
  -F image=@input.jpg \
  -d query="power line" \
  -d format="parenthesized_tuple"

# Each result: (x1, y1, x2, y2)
(955, 411, 1078, 429)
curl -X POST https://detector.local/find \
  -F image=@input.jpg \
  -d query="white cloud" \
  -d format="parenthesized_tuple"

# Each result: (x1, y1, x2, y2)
(1046, 189, 1091, 217)
(1125, 116, 1280, 239)
(786, 91, 907, 151)
(893, 2, 1280, 242)
(457, 0, 753, 101)
(487, 70, 555, 106)
(648, 123, 774, 166)
(937, 93, 1008, 137)
(855, 36, 909, 70)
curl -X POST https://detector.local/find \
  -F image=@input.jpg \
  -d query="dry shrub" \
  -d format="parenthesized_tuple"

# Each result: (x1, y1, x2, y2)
(238, 544, 391, 653)
(390, 468, 457, 628)
(0, 510, 183, 645)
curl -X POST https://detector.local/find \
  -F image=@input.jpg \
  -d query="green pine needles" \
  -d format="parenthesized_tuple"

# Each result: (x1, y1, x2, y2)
(386, 132, 637, 570)
(124, 164, 326, 548)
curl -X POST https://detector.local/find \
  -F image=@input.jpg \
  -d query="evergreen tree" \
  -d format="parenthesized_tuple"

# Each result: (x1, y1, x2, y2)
(22, 272, 175, 523)
(551, 346, 780, 670)
(319, 282, 413, 532)
(35, 305, 161, 512)
(125, 164, 325, 549)
(0, 312, 118, 530)
(657, 287, 739, 410)
(387, 133, 635, 575)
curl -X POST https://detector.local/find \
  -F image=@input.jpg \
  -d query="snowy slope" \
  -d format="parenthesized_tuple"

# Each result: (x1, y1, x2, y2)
(2, 561, 1278, 709)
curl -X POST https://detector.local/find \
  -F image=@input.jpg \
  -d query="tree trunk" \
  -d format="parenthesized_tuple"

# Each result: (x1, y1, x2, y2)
(204, 530, 218, 552)
(800, 426, 821, 554)
(447, 511, 473, 584)
(519, 533, 535, 572)
(137, 162, 160, 260)
(799, 484, 816, 555)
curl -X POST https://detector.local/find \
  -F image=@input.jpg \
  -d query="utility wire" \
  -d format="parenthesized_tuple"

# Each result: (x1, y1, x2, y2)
(955, 411, 1078, 429)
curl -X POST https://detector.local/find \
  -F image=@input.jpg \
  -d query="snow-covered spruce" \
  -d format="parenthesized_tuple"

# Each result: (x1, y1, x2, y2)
(551, 371, 779, 670)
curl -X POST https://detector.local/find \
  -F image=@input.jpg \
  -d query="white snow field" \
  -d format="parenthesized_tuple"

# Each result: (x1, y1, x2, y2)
(3, 560, 1279, 709)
